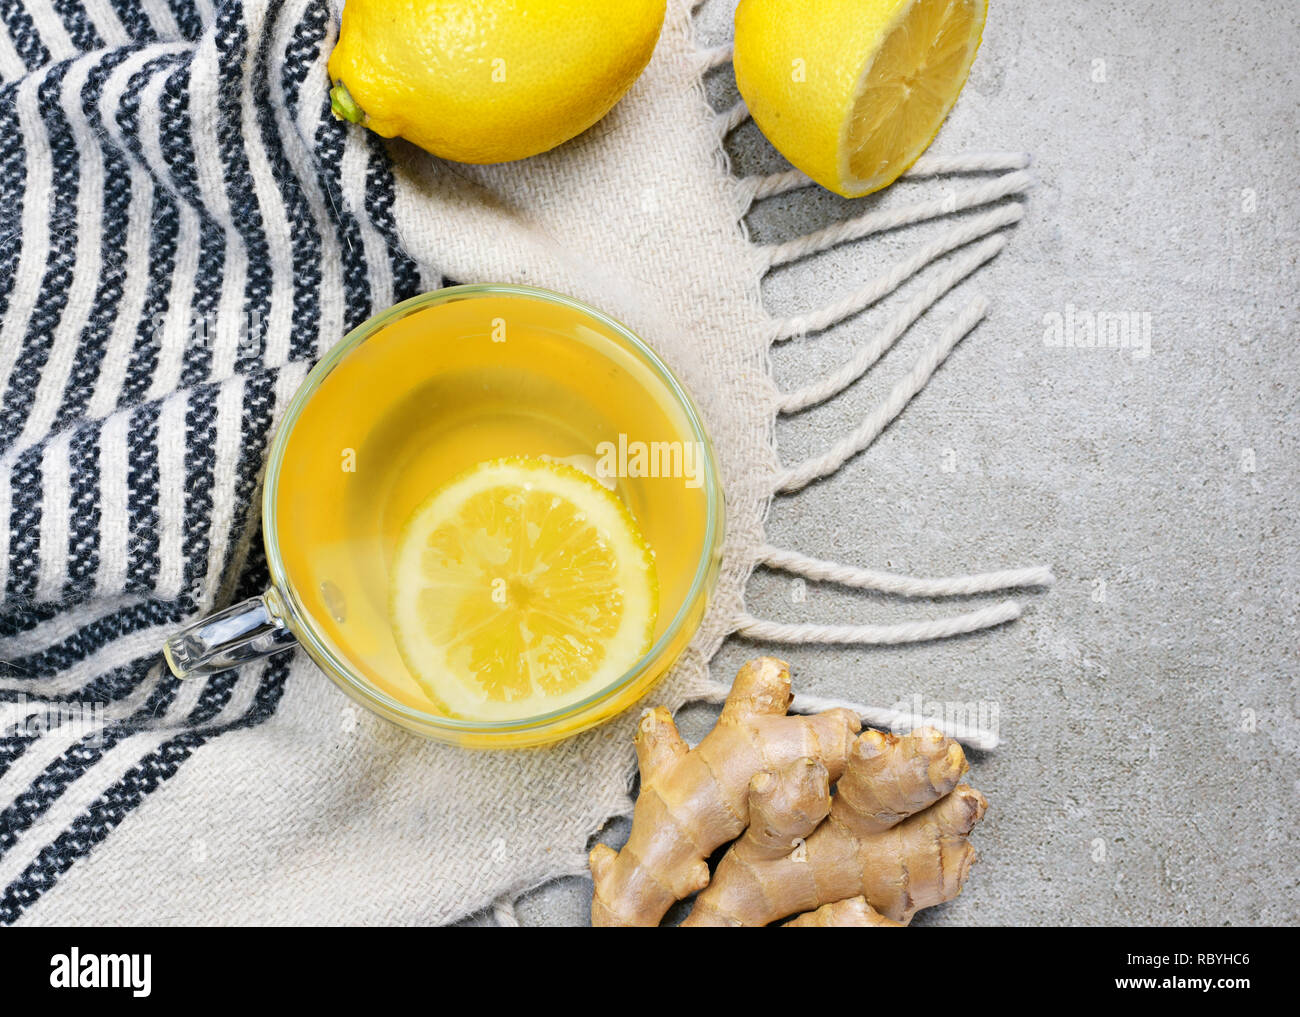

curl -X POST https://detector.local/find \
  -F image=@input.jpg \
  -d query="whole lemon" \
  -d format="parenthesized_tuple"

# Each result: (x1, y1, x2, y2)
(328, 0, 667, 164)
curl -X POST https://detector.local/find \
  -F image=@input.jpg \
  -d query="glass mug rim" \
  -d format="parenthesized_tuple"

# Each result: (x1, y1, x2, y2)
(255, 283, 724, 741)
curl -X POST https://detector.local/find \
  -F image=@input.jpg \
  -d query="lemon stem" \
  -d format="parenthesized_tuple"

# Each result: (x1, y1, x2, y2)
(330, 82, 365, 124)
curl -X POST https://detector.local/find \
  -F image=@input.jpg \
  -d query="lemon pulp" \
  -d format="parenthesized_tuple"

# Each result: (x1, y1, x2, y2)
(734, 0, 987, 198)
(847, 0, 985, 189)
(390, 458, 658, 721)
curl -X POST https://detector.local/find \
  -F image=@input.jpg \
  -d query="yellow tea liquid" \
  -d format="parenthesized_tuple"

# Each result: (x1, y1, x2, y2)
(272, 291, 715, 727)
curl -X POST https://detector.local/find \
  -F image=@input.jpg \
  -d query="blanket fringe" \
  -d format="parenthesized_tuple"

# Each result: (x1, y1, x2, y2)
(771, 206, 1018, 343)
(492, 894, 521, 927)
(696, 42, 735, 71)
(714, 98, 750, 138)
(759, 545, 1055, 597)
(906, 150, 1032, 176)
(697, 680, 1000, 749)
(744, 151, 1032, 206)
(775, 295, 989, 492)
(779, 236, 1007, 413)
(763, 170, 1031, 268)
(735, 599, 1021, 645)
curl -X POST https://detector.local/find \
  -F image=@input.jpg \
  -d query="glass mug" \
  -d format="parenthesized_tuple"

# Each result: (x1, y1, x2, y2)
(163, 285, 724, 748)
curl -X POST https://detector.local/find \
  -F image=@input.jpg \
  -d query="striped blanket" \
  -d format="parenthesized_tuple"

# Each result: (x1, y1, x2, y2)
(0, 0, 440, 922)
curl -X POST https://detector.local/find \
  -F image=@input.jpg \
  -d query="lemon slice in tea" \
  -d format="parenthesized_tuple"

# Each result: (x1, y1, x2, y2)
(390, 457, 658, 721)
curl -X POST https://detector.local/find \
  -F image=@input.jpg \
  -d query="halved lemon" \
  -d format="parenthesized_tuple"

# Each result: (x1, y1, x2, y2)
(734, 0, 988, 197)
(390, 458, 658, 721)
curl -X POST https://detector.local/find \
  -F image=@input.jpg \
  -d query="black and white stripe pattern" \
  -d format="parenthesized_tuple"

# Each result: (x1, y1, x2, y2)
(0, 0, 432, 923)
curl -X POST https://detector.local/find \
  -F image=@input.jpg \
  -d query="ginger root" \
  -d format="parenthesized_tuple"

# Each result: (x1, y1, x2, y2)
(683, 726, 986, 925)
(588, 657, 861, 926)
(590, 658, 988, 927)
(784, 897, 902, 927)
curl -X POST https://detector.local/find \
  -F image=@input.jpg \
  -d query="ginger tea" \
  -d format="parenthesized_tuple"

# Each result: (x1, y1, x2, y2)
(270, 288, 718, 738)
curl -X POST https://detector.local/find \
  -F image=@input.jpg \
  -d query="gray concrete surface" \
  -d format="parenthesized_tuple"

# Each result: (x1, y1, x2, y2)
(460, 0, 1300, 926)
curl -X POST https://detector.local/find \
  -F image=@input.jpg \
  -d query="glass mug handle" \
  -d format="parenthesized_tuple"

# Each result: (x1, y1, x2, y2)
(162, 591, 298, 679)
